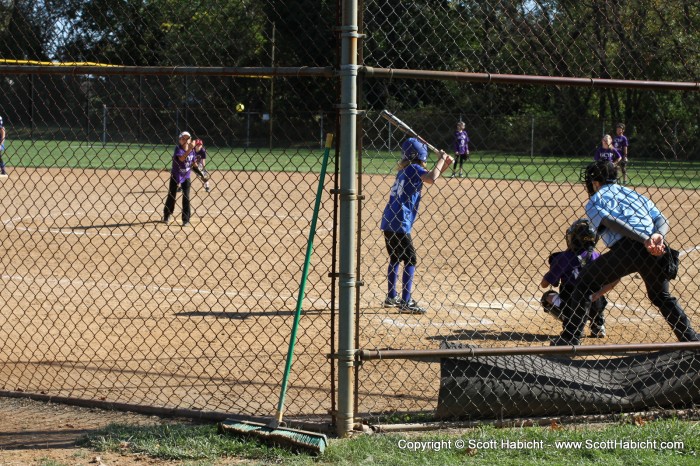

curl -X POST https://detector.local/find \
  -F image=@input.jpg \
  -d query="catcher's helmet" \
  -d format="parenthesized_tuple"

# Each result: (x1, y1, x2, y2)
(401, 138, 428, 163)
(566, 218, 598, 252)
(583, 160, 617, 196)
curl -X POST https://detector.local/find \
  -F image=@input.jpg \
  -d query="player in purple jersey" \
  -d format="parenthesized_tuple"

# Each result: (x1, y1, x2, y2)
(193, 139, 210, 192)
(0, 116, 7, 176)
(451, 121, 470, 177)
(613, 123, 629, 183)
(380, 138, 453, 314)
(163, 131, 197, 227)
(593, 134, 622, 165)
(540, 219, 618, 338)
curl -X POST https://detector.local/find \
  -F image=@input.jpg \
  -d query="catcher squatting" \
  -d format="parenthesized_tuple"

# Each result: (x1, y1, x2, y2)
(540, 218, 618, 338)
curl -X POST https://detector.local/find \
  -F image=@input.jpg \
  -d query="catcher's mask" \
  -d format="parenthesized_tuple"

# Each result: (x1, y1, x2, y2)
(583, 160, 617, 196)
(566, 218, 598, 252)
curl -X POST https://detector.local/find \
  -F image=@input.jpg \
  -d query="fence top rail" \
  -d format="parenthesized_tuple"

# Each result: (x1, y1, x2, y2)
(3, 64, 698, 91)
(362, 67, 700, 91)
(0, 65, 334, 78)
(358, 342, 700, 361)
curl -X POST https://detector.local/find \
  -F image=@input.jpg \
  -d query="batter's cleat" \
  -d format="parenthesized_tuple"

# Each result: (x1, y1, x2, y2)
(590, 324, 606, 338)
(383, 296, 401, 308)
(398, 299, 427, 314)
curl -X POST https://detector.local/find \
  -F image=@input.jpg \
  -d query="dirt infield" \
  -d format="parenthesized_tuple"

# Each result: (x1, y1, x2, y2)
(1, 166, 699, 421)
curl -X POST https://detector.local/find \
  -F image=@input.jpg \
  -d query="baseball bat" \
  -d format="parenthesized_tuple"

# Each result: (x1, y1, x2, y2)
(380, 109, 439, 153)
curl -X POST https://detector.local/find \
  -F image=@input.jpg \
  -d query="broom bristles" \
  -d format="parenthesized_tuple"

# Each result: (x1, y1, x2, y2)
(219, 419, 327, 455)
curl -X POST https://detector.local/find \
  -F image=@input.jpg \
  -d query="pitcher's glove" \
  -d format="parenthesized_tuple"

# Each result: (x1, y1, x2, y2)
(192, 165, 210, 182)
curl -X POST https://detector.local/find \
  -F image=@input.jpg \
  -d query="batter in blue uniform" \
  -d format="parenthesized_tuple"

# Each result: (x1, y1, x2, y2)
(380, 138, 453, 314)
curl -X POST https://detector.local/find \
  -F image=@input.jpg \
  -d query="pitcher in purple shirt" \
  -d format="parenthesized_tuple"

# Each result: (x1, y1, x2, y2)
(593, 134, 622, 166)
(450, 121, 470, 177)
(163, 131, 196, 227)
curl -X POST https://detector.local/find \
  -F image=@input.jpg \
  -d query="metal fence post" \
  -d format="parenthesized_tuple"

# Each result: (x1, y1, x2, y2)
(337, 0, 359, 439)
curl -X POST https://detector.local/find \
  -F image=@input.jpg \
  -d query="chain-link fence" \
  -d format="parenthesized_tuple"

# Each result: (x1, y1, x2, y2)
(0, 0, 698, 433)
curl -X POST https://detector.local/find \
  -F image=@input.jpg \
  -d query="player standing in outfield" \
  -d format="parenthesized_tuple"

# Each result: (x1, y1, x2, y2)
(0, 115, 7, 176)
(163, 131, 197, 227)
(451, 121, 470, 177)
(540, 218, 618, 338)
(552, 160, 700, 346)
(380, 138, 453, 314)
(593, 134, 622, 166)
(193, 139, 210, 192)
(612, 123, 629, 184)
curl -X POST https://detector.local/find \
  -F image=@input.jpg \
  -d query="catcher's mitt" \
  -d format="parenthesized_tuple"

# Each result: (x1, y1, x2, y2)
(192, 165, 210, 182)
(541, 290, 564, 321)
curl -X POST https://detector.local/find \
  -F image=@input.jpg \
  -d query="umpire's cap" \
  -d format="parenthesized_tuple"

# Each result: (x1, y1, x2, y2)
(583, 160, 617, 196)
(401, 138, 428, 163)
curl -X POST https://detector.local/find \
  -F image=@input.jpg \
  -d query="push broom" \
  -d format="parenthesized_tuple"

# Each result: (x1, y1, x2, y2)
(219, 134, 334, 455)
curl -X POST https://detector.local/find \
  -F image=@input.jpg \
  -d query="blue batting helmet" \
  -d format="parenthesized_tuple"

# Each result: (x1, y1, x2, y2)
(401, 138, 428, 163)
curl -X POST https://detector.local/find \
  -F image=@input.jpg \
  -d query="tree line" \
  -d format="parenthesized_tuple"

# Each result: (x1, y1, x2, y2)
(0, 1, 697, 157)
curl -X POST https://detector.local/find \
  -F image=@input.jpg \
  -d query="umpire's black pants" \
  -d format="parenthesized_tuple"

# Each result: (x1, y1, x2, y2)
(164, 177, 191, 224)
(560, 237, 698, 345)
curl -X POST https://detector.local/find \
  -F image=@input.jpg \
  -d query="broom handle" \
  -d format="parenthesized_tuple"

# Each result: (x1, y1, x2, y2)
(274, 133, 334, 424)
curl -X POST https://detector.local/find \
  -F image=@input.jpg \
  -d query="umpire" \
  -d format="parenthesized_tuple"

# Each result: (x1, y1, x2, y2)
(552, 160, 700, 346)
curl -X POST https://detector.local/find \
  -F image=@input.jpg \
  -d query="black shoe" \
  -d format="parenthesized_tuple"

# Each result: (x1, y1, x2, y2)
(383, 296, 401, 308)
(590, 324, 606, 338)
(182, 221, 190, 227)
(550, 336, 578, 347)
(163, 215, 171, 224)
(398, 299, 427, 314)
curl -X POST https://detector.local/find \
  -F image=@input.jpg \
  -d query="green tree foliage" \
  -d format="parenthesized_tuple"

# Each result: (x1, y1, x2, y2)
(0, 1, 697, 156)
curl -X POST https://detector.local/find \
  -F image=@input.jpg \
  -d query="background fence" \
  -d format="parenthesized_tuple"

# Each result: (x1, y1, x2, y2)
(0, 0, 698, 433)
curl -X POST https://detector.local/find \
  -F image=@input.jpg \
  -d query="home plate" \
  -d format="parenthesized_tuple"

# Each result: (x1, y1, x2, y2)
(459, 302, 510, 309)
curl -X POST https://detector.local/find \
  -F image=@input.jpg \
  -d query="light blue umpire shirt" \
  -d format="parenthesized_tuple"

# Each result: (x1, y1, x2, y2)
(585, 183, 662, 248)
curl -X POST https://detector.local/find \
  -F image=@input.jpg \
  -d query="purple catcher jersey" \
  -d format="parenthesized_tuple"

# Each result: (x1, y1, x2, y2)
(454, 130, 469, 154)
(171, 145, 196, 184)
(594, 147, 622, 163)
(380, 163, 428, 234)
(543, 250, 600, 288)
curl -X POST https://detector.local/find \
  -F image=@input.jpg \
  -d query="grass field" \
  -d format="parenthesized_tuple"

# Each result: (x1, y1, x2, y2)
(7, 139, 700, 188)
(81, 417, 700, 465)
